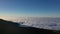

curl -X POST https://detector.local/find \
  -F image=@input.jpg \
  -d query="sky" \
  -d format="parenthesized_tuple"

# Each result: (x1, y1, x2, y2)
(0, 0, 60, 17)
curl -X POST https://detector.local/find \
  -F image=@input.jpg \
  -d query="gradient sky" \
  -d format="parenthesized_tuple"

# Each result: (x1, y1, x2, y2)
(0, 0, 60, 17)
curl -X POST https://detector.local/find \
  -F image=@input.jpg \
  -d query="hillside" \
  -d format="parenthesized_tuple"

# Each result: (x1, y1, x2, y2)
(0, 19, 60, 34)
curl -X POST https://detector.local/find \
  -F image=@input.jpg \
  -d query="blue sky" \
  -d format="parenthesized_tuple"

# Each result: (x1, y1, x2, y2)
(0, 0, 60, 17)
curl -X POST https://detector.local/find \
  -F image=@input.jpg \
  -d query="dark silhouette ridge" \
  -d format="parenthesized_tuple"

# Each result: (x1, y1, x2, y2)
(0, 19, 60, 34)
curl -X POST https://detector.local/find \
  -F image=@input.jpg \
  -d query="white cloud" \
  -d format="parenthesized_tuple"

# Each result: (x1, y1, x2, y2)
(0, 16, 60, 30)
(18, 17, 60, 30)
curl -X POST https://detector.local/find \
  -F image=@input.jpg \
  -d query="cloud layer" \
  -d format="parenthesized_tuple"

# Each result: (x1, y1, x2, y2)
(0, 17, 60, 30)
(18, 17, 60, 30)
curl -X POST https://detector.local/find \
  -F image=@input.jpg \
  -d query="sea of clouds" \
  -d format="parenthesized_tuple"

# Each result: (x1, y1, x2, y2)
(1, 17, 60, 30)
(16, 17, 60, 30)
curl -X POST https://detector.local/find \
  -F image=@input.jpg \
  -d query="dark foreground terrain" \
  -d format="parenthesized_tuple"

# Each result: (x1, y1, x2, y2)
(0, 19, 60, 34)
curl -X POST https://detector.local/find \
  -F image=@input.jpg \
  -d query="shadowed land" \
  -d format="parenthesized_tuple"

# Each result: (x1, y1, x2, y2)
(0, 19, 60, 34)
